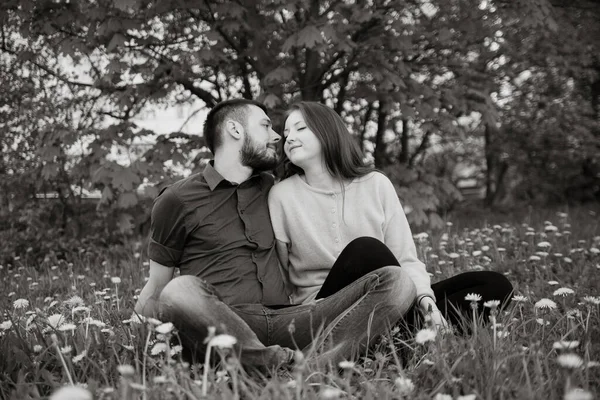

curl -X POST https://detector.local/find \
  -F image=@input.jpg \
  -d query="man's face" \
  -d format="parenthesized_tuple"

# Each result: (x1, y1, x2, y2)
(240, 105, 280, 171)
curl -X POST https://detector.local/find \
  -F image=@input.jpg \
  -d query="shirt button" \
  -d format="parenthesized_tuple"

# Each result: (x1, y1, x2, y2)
(331, 208, 336, 214)
(240, 209, 245, 214)
(335, 238, 340, 243)
(332, 223, 336, 228)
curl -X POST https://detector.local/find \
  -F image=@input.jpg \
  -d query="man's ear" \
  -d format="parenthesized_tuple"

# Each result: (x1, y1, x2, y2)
(224, 120, 244, 141)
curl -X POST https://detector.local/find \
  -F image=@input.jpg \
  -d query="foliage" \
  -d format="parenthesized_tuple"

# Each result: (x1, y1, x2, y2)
(1, 208, 599, 399)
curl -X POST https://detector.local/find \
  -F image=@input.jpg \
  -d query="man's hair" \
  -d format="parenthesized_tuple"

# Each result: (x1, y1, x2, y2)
(203, 99, 268, 153)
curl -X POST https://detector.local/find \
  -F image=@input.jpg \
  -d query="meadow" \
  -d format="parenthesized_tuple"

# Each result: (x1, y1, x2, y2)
(1, 206, 599, 400)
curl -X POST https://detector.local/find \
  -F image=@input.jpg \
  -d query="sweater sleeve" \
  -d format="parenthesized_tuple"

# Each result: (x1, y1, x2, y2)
(267, 184, 290, 244)
(379, 175, 435, 300)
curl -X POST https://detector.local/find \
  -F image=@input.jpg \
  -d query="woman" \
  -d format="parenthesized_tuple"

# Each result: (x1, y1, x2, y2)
(268, 101, 512, 332)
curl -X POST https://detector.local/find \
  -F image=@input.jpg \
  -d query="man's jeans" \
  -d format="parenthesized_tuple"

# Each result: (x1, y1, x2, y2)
(158, 266, 416, 368)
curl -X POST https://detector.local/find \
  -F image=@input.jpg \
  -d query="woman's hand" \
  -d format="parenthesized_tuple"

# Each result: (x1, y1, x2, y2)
(419, 296, 450, 332)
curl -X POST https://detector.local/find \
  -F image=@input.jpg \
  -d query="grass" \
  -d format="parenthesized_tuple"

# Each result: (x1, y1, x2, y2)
(1, 206, 599, 400)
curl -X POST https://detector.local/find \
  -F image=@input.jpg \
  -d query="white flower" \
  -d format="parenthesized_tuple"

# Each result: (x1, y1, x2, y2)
(33, 345, 43, 353)
(171, 345, 183, 356)
(150, 342, 169, 355)
(73, 350, 87, 364)
(0, 320, 13, 331)
(483, 300, 501, 309)
(563, 257, 573, 263)
(545, 225, 558, 232)
(496, 330, 509, 339)
(320, 387, 344, 399)
(64, 296, 84, 307)
(557, 353, 584, 369)
(512, 295, 528, 302)
(13, 299, 30, 309)
(50, 385, 93, 400)
(153, 375, 168, 384)
(72, 306, 90, 314)
(548, 280, 559, 285)
(394, 376, 415, 395)
(472, 250, 482, 257)
(338, 360, 355, 370)
(111, 277, 121, 284)
(465, 293, 482, 302)
(537, 241, 551, 248)
(536, 318, 550, 326)
(448, 252, 460, 259)
(146, 317, 162, 326)
(117, 364, 136, 376)
(585, 361, 600, 368)
(564, 388, 594, 400)
(457, 395, 477, 400)
(47, 314, 65, 329)
(155, 322, 175, 335)
(415, 329, 437, 344)
(553, 340, 580, 350)
(481, 245, 490, 252)
(434, 394, 453, 400)
(534, 298, 557, 310)
(60, 346, 72, 355)
(529, 255, 541, 261)
(589, 247, 599, 255)
(582, 296, 600, 305)
(58, 323, 77, 332)
(553, 288, 575, 297)
(209, 334, 237, 349)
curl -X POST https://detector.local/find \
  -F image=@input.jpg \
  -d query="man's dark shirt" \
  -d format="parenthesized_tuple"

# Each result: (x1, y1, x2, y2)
(148, 162, 290, 306)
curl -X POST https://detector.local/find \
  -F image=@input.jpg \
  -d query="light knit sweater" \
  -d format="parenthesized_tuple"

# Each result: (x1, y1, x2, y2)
(268, 171, 434, 304)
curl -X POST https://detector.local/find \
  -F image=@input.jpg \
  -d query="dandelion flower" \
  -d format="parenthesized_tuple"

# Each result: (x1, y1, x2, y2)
(545, 225, 558, 232)
(465, 293, 482, 302)
(47, 314, 65, 329)
(415, 329, 437, 344)
(553, 287, 575, 297)
(111, 277, 121, 284)
(589, 247, 599, 255)
(484, 300, 501, 309)
(512, 295, 528, 302)
(585, 361, 600, 368)
(0, 321, 12, 331)
(33, 345, 43, 352)
(13, 299, 30, 309)
(557, 353, 584, 369)
(49, 385, 93, 400)
(320, 387, 344, 399)
(529, 255, 541, 261)
(60, 345, 72, 355)
(394, 376, 415, 395)
(537, 241, 551, 248)
(153, 375, 168, 384)
(553, 340, 580, 350)
(209, 334, 237, 349)
(58, 323, 77, 332)
(433, 394, 453, 400)
(536, 318, 550, 326)
(338, 360, 355, 370)
(117, 364, 135, 376)
(155, 322, 175, 335)
(564, 388, 594, 400)
(582, 296, 600, 305)
(72, 306, 90, 314)
(457, 395, 477, 400)
(171, 345, 183, 356)
(497, 331, 509, 339)
(534, 298, 557, 310)
(150, 342, 169, 355)
(73, 350, 87, 364)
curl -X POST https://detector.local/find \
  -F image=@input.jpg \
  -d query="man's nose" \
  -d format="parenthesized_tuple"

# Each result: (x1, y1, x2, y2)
(270, 128, 281, 143)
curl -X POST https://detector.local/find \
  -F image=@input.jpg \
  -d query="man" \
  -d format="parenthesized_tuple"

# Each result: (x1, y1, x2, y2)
(134, 99, 416, 368)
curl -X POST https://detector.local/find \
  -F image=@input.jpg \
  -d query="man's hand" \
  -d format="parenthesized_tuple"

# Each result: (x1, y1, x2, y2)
(419, 296, 450, 332)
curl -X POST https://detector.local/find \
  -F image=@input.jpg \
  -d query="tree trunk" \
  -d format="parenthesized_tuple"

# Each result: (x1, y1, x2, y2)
(374, 99, 388, 168)
(484, 123, 496, 206)
(398, 119, 409, 165)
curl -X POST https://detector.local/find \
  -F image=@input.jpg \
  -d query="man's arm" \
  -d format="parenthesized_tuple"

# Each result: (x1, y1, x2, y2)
(134, 260, 175, 318)
(275, 239, 294, 295)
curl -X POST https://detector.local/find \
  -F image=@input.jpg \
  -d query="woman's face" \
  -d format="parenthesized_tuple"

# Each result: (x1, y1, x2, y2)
(283, 110, 323, 169)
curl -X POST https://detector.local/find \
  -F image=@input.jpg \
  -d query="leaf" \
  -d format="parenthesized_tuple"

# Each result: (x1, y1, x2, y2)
(113, 0, 138, 12)
(117, 192, 138, 208)
(263, 67, 295, 85)
(262, 93, 282, 108)
(117, 212, 134, 234)
(107, 33, 126, 52)
(282, 25, 323, 51)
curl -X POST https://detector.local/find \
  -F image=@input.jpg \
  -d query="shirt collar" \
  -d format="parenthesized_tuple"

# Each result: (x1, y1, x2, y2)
(203, 161, 264, 191)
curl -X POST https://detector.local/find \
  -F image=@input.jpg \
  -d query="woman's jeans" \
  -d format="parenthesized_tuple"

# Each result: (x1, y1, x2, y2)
(317, 237, 514, 330)
(159, 264, 416, 368)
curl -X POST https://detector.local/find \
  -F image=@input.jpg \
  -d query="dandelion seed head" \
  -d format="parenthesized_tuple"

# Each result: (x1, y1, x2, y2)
(64, 296, 84, 307)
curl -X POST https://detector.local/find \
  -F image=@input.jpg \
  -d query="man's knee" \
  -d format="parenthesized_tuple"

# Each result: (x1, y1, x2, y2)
(376, 266, 417, 302)
(159, 276, 217, 313)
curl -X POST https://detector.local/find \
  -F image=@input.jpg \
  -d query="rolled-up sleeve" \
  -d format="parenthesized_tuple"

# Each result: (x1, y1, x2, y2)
(148, 189, 187, 267)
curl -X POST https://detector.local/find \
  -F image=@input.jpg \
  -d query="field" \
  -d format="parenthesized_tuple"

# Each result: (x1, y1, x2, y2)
(1, 206, 599, 400)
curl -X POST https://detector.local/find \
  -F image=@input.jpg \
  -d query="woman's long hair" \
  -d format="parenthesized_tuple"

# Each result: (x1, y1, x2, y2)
(281, 101, 373, 181)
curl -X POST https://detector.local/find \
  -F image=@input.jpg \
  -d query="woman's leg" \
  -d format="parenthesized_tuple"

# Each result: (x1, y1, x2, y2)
(316, 237, 400, 299)
(432, 271, 513, 332)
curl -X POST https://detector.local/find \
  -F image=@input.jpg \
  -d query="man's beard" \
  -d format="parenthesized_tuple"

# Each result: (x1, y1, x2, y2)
(240, 134, 278, 171)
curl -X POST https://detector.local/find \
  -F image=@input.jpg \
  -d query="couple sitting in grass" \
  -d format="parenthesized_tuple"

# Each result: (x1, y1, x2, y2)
(134, 99, 513, 368)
